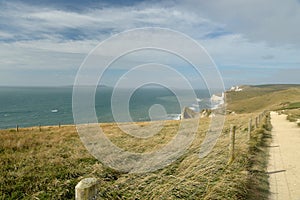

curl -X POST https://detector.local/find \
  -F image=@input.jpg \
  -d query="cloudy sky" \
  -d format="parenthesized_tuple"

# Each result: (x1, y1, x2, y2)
(0, 0, 299, 88)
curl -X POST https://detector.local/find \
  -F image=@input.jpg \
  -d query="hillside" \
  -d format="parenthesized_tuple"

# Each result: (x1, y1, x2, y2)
(226, 84, 300, 113)
(2, 114, 268, 199)
(0, 84, 299, 199)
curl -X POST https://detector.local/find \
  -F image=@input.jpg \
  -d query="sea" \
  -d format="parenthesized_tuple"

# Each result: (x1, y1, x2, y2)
(0, 86, 218, 130)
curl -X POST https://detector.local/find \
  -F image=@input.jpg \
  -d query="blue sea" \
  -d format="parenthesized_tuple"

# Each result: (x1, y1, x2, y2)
(0, 86, 214, 130)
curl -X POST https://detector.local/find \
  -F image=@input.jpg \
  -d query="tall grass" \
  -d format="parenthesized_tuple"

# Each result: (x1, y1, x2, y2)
(0, 126, 99, 199)
(1, 114, 258, 199)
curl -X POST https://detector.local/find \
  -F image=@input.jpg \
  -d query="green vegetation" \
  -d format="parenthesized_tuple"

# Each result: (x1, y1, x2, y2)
(284, 102, 300, 109)
(1, 84, 299, 199)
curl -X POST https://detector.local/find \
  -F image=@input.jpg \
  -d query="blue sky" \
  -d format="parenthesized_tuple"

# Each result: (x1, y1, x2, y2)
(0, 0, 299, 88)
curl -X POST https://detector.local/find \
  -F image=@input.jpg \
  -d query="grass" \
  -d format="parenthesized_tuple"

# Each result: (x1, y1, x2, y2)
(0, 113, 273, 200)
(284, 102, 300, 109)
(0, 126, 100, 199)
(226, 85, 300, 113)
(277, 101, 300, 125)
(96, 115, 254, 199)
(283, 102, 300, 125)
(1, 84, 299, 199)
(284, 109, 300, 126)
(245, 113, 272, 200)
(0, 114, 259, 199)
(286, 114, 299, 122)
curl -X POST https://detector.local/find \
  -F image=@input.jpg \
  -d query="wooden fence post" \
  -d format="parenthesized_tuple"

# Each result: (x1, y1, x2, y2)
(39, 124, 41, 132)
(59, 122, 61, 128)
(248, 118, 252, 140)
(75, 178, 99, 200)
(255, 117, 258, 128)
(228, 125, 236, 164)
(16, 124, 19, 132)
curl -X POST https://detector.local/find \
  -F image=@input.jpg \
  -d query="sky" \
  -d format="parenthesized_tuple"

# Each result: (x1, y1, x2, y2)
(0, 0, 299, 88)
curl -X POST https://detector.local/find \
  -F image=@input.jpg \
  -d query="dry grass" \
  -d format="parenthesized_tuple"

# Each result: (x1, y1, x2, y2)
(0, 126, 99, 199)
(100, 120, 180, 153)
(95, 114, 253, 199)
(1, 84, 299, 199)
(226, 85, 300, 113)
(280, 103, 300, 125)
(0, 114, 257, 199)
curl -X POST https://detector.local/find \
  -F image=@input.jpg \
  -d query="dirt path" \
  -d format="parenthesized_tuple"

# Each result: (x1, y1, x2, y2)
(268, 111, 300, 200)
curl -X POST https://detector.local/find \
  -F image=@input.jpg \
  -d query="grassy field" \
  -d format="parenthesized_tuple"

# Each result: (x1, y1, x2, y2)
(283, 108, 300, 126)
(226, 84, 300, 113)
(278, 101, 300, 126)
(227, 84, 300, 127)
(0, 84, 299, 199)
(0, 114, 261, 199)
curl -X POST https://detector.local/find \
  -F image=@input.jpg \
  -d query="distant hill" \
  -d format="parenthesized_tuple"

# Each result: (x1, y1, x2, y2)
(226, 84, 300, 113)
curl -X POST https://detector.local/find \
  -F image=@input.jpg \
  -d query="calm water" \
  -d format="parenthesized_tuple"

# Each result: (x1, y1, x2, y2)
(0, 86, 212, 129)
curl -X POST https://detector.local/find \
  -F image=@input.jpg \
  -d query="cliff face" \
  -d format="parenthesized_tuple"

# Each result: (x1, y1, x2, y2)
(182, 107, 198, 119)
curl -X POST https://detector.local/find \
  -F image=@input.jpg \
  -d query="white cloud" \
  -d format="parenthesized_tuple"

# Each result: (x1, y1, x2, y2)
(0, 1, 217, 41)
(0, 0, 299, 86)
(180, 0, 300, 46)
(4, 41, 91, 69)
(0, 31, 14, 39)
(201, 34, 300, 69)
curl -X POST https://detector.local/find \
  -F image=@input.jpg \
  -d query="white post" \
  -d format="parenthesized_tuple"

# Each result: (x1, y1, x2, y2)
(75, 178, 99, 200)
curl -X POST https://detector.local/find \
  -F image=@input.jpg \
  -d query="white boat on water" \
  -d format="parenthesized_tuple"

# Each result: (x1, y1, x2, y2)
(51, 109, 58, 113)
